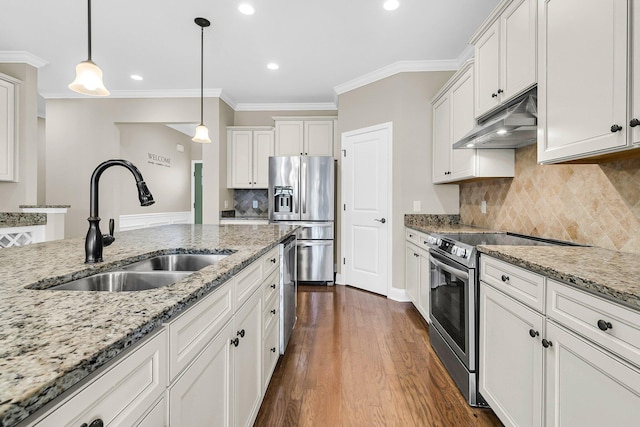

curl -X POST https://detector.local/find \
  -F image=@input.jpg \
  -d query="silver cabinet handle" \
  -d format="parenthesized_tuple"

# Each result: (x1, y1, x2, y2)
(374, 218, 386, 224)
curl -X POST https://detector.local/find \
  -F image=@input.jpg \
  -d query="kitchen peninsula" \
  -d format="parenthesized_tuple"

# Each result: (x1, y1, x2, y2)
(0, 224, 296, 427)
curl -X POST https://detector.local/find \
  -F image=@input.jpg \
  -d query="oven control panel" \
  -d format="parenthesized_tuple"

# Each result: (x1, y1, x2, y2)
(427, 234, 473, 262)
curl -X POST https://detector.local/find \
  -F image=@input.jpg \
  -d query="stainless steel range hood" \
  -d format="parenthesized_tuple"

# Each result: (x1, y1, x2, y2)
(453, 92, 537, 149)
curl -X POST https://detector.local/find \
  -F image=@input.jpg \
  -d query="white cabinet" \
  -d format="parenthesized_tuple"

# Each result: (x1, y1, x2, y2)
(274, 117, 336, 157)
(34, 330, 168, 427)
(169, 321, 233, 427)
(472, 0, 537, 118)
(227, 127, 274, 188)
(0, 72, 19, 182)
(233, 287, 263, 427)
(537, 0, 630, 163)
(405, 242, 420, 304)
(418, 251, 431, 322)
(480, 254, 640, 427)
(632, 4, 640, 145)
(431, 60, 514, 184)
(479, 282, 543, 427)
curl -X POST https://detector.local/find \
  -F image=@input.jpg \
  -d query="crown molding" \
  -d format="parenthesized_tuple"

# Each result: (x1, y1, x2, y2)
(234, 102, 337, 112)
(0, 51, 49, 68)
(40, 88, 223, 99)
(456, 45, 475, 68)
(333, 59, 459, 95)
(219, 92, 237, 110)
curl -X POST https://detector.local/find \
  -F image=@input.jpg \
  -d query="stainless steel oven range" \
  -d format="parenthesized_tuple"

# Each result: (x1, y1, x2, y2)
(425, 232, 579, 407)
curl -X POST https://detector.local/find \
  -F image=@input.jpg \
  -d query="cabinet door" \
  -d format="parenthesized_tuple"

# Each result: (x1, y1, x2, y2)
(234, 289, 263, 427)
(501, 0, 536, 101)
(544, 321, 640, 427)
(135, 397, 166, 427)
(262, 319, 280, 392)
(275, 121, 304, 156)
(449, 66, 476, 180)
(417, 251, 431, 322)
(0, 76, 17, 182)
(474, 20, 501, 117)
(537, 0, 628, 163)
(632, 3, 640, 145)
(253, 130, 274, 188)
(169, 321, 233, 427)
(405, 243, 419, 305)
(432, 94, 451, 183)
(230, 130, 254, 188)
(304, 120, 334, 156)
(479, 283, 543, 427)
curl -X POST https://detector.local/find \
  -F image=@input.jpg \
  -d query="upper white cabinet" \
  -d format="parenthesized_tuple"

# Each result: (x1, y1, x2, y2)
(227, 126, 274, 188)
(274, 117, 337, 157)
(537, 0, 630, 163)
(633, 4, 640, 145)
(472, 0, 537, 118)
(0, 72, 19, 182)
(431, 60, 514, 184)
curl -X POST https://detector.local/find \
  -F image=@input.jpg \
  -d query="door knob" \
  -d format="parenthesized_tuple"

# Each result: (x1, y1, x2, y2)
(374, 218, 386, 224)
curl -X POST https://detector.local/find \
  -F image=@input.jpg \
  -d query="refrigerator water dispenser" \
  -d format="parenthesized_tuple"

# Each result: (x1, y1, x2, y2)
(274, 186, 294, 213)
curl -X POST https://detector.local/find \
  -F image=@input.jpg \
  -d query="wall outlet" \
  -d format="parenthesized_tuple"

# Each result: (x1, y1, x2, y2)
(481, 200, 487, 214)
(176, 144, 184, 152)
(252, 200, 258, 209)
(413, 201, 421, 212)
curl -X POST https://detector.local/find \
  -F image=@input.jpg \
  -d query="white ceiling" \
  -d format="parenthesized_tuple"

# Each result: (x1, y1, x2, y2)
(0, 0, 499, 108)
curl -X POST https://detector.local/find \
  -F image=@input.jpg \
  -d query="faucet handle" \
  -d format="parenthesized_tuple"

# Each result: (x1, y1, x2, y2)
(103, 218, 115, 247)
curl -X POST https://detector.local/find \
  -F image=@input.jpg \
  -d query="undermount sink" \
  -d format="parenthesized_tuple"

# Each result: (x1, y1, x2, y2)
(47, 271, 192, 292)
(121, 254, 228, 272)
(43, 253, 229, 292)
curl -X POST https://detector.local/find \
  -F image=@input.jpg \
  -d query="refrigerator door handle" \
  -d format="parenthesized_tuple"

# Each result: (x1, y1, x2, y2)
(301, 157, 307, 215)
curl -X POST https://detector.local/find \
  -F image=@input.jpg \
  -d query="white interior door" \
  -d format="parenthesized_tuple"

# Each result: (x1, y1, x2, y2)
(342, 122, 391, 296)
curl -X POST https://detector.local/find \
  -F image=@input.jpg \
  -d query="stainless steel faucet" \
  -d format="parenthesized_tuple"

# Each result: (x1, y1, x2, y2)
(85, 159, 154, 263)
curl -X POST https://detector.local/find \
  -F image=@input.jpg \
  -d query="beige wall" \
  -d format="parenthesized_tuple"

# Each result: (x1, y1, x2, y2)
(218, 101, 235, 212)
(46, 97, 221, 238)
(337, 71, 459, 291)
(460, 145, 640, 253)
(37, 116, 46, 204)
(234, 110, 337, 126)
(0, 63, 39, 210)
(117, 123, 192, 214)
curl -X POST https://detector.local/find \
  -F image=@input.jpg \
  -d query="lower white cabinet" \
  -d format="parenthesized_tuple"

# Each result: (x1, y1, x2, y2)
(135, 397, 166, 427)
(480, 254, 640, 427)
(405, 242, 420, 304)
(404, 229, 430, 322)
(34, 330, 168, 427)
(418, 251, 431, 321)
(479, 282, 543, 427)
(169, 321, 234, 427)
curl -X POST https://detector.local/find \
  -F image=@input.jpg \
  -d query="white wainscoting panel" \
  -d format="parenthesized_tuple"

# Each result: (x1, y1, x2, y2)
(119, 212, 192, 232)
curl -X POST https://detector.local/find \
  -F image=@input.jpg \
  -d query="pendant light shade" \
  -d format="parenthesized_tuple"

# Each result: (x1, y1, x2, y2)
(69, 0, 109, 96)
(192, 17, 211, 143)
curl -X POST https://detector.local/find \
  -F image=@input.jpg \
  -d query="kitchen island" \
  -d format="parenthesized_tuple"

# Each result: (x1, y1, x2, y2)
(0, 224, 296, 427)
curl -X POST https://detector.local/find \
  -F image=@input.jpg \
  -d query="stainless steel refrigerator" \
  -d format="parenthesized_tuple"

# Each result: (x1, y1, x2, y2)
(268, 156, 334, 284)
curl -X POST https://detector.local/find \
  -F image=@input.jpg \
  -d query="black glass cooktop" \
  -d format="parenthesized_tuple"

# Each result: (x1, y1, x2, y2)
(440, 232, 577, 247)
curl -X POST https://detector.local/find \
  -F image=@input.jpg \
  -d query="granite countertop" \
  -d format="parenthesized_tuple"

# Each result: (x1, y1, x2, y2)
(19, 205, 71, 209)
(0, 224, 296, 427)
(0, 213, 47, 228)
(406, 223, 499, 235)
(479, 245, 640, 311)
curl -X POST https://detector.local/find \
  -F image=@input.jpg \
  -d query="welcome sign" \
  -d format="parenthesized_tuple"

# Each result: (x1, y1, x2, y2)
(147, 153, 171, 168)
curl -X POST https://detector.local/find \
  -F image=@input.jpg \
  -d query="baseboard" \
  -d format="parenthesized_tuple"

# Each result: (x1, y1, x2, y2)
(387, 287, 411, 302)
(119, 211, 192, 231)
(335, 273, 345, 285)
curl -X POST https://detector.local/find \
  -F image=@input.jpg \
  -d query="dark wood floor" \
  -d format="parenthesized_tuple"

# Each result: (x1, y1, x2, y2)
(255, 285, 503, 426)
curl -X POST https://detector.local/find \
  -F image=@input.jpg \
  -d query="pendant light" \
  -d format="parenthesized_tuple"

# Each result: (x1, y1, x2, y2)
(69, 0, 110, 96)
(192, 17, 211, 143)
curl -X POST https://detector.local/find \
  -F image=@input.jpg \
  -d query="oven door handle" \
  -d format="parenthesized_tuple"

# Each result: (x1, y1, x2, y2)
(431, 257, 469, 280)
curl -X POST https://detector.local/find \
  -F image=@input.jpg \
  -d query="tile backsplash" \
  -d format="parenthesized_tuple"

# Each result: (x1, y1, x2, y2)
(233, 189, 269, 218)
(460, 145, 640, 254)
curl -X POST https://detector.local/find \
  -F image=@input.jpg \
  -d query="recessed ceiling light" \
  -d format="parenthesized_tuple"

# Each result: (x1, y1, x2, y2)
(383, 0, 400, 11)
(496, 129, 508, 135)
(267, 63, 279, 70)
(239, 4, 255, 15)
(130, 74, 143, 81)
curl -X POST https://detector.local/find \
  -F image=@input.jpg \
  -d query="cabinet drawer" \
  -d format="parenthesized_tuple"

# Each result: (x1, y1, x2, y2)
(262, 267, 280, 304)
(35, 330, 167, 427)
(406, 228, 421, 245)
(263, 319, 280, 392)
(263, 285, 280, 333)
(167, 280, 233, 381)
(480, 255, 545, 312)
(262, 246, 279, 277)
(236, 258, 263, 307)
(546, 279, 640, 368)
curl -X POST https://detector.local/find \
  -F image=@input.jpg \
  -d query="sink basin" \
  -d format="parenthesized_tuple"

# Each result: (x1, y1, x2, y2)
(121, 254, 228, 272)
(48, 271, 191, 292)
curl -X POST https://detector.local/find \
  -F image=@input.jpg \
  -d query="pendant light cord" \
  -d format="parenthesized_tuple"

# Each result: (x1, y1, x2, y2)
(87, 0, 92, 61)
(200, 25, 204, 125)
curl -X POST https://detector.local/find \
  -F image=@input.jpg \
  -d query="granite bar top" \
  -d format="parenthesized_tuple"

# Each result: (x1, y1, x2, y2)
(0, 213, 47, 228)
(19, 205, 71, 209)
(404, 214, 498, 235)
(479, 245, 640, 311)
(0, 224, 296, 427)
